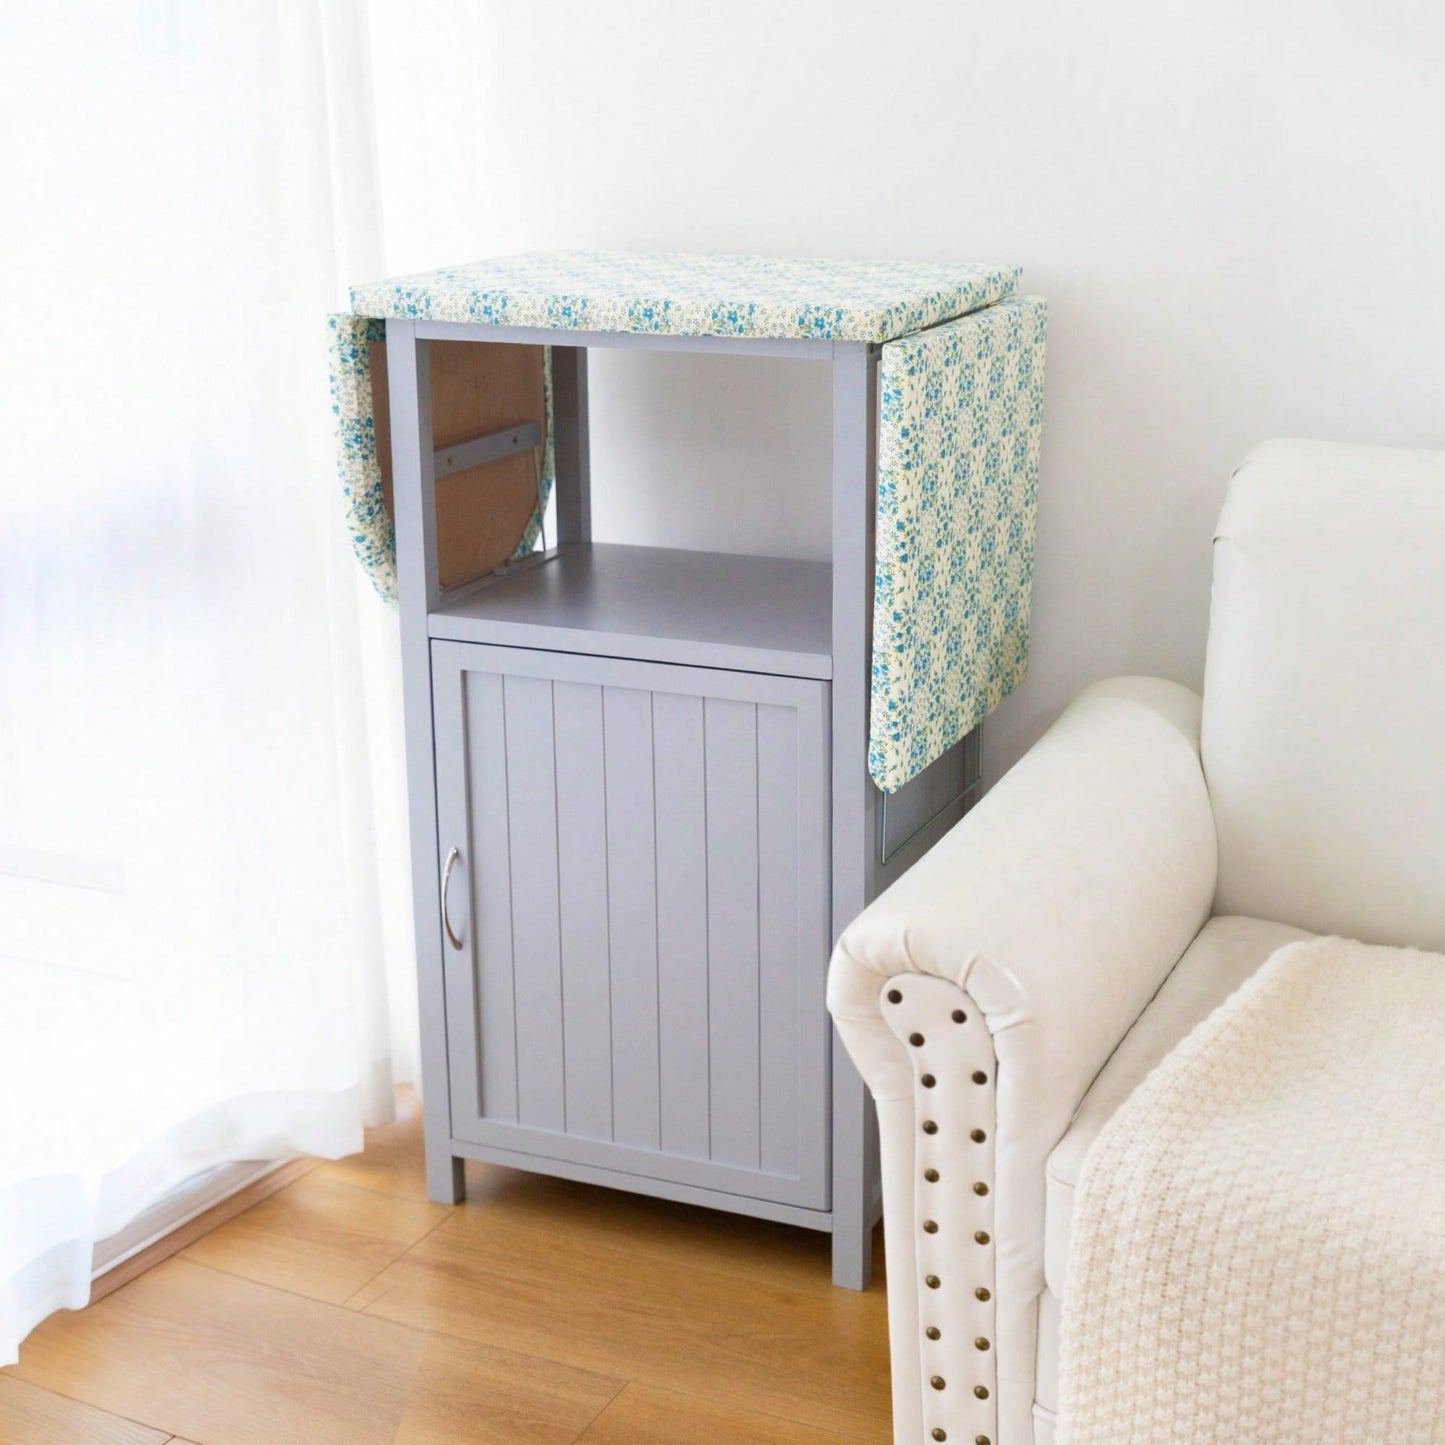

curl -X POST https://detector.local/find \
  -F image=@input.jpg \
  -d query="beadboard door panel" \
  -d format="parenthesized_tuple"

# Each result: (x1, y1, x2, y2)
(431, 641, 831, 1210)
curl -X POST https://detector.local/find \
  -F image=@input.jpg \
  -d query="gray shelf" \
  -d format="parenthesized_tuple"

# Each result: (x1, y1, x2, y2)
(427, 542, 833, 679)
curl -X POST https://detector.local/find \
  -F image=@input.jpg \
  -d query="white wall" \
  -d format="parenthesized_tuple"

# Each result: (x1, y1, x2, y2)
(369, 0, 1444, 776)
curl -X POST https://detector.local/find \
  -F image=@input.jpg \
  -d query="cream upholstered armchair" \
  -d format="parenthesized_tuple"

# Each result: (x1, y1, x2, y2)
(827, 439, 1445, 1445)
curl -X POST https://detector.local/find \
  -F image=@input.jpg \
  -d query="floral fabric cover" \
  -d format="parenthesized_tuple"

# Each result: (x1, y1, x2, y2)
(328, 314, 397, 602)
(869, 296, 1047, 792)
(330, 253, 1044, 789)
(349, 250, 1020, 344)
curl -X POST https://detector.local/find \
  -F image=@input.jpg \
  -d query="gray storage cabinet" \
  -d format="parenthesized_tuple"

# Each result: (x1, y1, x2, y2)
(386, 329, 981, 1289)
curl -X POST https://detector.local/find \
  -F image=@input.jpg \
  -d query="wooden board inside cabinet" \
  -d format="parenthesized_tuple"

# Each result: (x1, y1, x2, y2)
(370, 338, 547, 589)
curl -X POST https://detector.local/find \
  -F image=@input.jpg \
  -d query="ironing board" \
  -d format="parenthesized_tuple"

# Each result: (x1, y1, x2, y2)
(328, 251, 1047, 1288)
(333, 251, 1046, 791)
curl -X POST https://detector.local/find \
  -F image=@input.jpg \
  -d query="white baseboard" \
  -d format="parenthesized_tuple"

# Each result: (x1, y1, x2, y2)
(91, 1158, 295, 1282)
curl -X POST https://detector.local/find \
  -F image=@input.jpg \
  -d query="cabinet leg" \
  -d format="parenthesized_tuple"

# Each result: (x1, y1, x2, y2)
(832, 1216, 874, 1290)
(426, 1150, 466, 1206)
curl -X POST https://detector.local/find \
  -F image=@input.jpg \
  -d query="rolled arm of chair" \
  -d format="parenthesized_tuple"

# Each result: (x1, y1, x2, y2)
(827, 677, 1217, 1445)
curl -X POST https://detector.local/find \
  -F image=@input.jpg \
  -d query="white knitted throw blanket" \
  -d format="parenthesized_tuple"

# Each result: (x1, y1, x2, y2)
(1057, 936, 1445, 1444)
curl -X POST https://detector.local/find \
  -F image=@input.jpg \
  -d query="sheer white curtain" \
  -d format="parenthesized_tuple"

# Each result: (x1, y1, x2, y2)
(0, 1, 456, 1361)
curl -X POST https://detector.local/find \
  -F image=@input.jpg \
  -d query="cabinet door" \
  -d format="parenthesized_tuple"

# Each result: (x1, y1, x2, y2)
(431, 640, 832, 1209)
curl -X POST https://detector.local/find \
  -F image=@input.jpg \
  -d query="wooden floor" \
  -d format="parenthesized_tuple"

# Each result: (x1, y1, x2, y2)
(2, 1091, 890, 1444)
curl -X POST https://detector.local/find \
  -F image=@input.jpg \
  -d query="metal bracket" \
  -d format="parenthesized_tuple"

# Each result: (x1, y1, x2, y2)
(434, 416, 549, 560)
(433, 419, 542, 476)
(878, 774, 983, 867)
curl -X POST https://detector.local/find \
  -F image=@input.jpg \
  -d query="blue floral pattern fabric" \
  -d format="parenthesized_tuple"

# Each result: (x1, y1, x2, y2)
(334, 253, 1045, 785)
(327, 313, 555, 604)
(328, 314, 396, 602)
(349, 250, 1020, 343)
(869, 297, 1048, 792)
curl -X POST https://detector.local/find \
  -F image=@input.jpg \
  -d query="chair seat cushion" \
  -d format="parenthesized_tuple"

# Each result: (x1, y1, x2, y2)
(1042, 914, 1312, 1297)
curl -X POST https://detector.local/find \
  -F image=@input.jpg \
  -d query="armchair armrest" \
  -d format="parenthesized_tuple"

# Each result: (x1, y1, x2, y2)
(831, 674, 1217, 1121)
(827, 676, 1216, 1445)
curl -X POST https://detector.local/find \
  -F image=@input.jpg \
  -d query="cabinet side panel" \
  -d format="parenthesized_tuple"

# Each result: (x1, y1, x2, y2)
(553, 679, 614, 1141)
(653, 691, 712, 1161)
(602, 685, 662, 1151)
(757, 701, 801, 1178)
(502, 674, 567, 1131)
(464, 668, 519, 1124)
(704, 697, 762, 1170)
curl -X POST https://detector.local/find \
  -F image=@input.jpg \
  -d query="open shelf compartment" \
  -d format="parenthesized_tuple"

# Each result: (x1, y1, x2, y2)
(427, 541, 833, 680)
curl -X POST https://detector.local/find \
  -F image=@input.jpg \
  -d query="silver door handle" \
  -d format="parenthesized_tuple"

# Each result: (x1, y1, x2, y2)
(441, 846, 464, 950)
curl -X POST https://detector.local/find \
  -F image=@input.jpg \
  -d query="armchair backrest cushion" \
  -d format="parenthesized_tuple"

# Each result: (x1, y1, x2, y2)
(1201, 438, 1445, 949)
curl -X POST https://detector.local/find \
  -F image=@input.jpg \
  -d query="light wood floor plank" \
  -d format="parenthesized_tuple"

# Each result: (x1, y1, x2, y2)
(396, 1329, 622, 1444)
(0, 1374, 169, 1445)
(12, 1258, 621, 1445)
(179, 1169, 448, 1304)
(13, 1259, 427, 1445)
(574, 1381, 872, 1444)
(358, 1214, 892, 1440)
